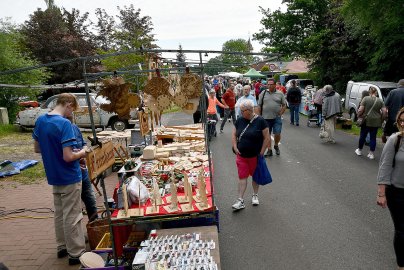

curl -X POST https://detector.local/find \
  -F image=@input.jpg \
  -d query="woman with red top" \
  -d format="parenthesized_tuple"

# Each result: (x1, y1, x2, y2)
(207, 89, 227, 136)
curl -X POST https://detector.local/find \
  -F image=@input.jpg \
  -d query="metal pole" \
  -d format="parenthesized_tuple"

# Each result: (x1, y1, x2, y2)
(199, 52, 216, 210)
(82, 60, 119, 269)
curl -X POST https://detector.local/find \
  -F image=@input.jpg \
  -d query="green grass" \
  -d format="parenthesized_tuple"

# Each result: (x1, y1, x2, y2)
(163, 105, 182, 114)
(0, 124, 21, 137)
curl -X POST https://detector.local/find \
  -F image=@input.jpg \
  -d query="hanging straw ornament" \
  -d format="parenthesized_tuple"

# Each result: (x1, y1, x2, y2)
(143, 69, 170, 98)
(180, 67, 203, 98)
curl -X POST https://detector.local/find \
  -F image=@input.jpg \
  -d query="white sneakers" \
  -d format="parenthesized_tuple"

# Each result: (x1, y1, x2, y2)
(232, 198, 245, 210)
(232, 195, 260, 210)
(252, 194, 259, 206)
(355, 148, 375, 159)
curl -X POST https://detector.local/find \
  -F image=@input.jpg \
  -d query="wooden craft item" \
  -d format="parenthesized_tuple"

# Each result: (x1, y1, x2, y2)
(144, 76, 170, 98)
(139, 111, 150, 137)
(180, 182, 194, 212)
(179, 72, 203, 98)
(156, 95, 172, 111)
(98, 77, 135, 119)
(86, 141, 115, 180)
(173, 92, 188, 107)
(163, 178, 179, 213)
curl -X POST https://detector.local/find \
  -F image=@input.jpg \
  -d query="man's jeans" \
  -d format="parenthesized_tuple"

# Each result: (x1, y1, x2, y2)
(220, 108, 236, 130)
(289, 104, 300, 124)
(81, 173, 98, 222)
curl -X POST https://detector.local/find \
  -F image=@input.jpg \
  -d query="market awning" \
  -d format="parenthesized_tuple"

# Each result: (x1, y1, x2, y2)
(243, 68, 266, 78)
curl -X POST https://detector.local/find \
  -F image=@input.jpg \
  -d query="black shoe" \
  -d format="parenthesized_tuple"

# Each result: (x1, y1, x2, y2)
(290, 122, 294, 125)
(274, 145, 280, 155)
(296, 123, 299, 126)
(68, 256, 82, 265)
(57, 249, 68, 258)
(264, 150, 273, 157)
(220, 130, 223, 134)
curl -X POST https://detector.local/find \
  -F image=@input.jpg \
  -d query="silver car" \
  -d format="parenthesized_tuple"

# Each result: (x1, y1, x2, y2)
(16, 93, 138, 131)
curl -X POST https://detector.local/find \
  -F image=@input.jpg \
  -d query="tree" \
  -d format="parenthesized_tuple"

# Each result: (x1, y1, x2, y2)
(0, 20, 49, 122)
(341, 0, 404, 81)
(254, 0, 330, 57)
(204, 56, 225, 76)
(221, 39, 253, 73)
(94, 8, 116, 51)
(176, 44, 186, 67)
(22, 6, 96, 84)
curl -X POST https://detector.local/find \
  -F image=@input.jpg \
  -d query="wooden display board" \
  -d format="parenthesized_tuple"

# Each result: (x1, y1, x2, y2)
(86, 141, 115, 180)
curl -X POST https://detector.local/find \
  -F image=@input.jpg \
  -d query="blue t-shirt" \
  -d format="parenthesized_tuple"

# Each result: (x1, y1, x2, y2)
(235, 115, 268, 158)
(33, 114, 82, 185)
(71, 124, 89, 180)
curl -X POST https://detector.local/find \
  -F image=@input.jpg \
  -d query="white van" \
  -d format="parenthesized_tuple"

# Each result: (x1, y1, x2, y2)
(345, 81, 397, 120)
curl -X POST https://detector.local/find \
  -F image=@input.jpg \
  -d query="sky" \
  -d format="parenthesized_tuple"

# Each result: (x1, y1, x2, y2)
(0, 0, 285, 61)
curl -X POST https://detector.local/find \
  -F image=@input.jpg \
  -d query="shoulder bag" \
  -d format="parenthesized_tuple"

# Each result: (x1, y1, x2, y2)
(232, 115, 258, 154)
(356, 98, 378, 127)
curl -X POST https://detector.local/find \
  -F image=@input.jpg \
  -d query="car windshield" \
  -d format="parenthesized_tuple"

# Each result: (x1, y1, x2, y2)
(299, 80, 314, 89)
(380, 87, 395, 99)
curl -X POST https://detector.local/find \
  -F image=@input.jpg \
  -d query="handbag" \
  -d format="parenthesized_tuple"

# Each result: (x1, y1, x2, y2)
(232, 115, 258, 154)
(252, 155, 272, 185)
(356, 98, 378, 127)
(319, 122, 329, 139)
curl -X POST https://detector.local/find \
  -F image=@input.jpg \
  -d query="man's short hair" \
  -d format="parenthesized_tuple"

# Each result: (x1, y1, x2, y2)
(398, 79, 404, 87)
(239, 99, 254, 110)
(56, 93, 78, 111)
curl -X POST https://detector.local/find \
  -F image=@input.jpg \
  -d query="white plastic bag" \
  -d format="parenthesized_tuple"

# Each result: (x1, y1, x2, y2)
(126, 176, 149, 205)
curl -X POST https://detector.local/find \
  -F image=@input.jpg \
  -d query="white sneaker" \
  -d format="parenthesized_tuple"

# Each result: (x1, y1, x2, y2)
(355, 149, 362, 156)
(232, 198, 245, 210)
(367, 153, 375, 160)
(252, 194, 259, 206)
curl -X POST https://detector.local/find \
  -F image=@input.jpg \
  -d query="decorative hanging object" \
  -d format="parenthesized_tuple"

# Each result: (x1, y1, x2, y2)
(180, 67, 203, 99)
(156, 94, 172, 111)
(97, 76, 139, 119)
(172, 92, 188, 108)
(143, 69, 170, 98)
(181, 98, 200, 115)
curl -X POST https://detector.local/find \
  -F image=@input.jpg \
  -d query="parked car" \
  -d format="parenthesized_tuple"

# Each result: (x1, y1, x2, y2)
(345, 81, 397, 121)
(285, 79, 314, 93)
(16, 93, 138, 131)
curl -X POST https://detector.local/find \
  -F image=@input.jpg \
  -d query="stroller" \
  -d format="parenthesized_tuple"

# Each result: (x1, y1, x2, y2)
(307, 109, 322, 127)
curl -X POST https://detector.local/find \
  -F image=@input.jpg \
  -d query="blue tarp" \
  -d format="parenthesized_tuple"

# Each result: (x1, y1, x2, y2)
(0, 160, 39, 177)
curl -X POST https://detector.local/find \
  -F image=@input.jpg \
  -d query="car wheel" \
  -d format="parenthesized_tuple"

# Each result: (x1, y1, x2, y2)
(349, 109, 357, 122)
(111, 118, 128, 131)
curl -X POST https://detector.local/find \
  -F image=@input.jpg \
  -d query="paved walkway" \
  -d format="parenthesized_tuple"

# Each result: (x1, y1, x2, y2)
(0, 112, 194, 269)
(0, 169, 117, 270)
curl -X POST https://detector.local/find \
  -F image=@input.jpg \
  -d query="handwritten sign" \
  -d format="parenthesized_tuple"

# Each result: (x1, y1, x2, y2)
(86, 141, 115, 180)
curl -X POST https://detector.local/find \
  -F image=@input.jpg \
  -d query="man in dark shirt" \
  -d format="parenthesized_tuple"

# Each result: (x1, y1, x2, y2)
(220, 83, 237, 132)
(383, 79, 404, 141)
(286, 80, 302, 126)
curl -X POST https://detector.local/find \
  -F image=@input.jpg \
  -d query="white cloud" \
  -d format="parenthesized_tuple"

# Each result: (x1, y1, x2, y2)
(0, 0, 285, 55)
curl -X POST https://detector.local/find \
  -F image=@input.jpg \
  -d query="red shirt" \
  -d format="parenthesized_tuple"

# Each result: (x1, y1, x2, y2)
(276, 85, 287, 94)
(222, 89, 236, 109)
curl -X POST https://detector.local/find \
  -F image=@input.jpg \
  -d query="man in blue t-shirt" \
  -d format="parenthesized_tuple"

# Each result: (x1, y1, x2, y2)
(33, 93, 87, 265)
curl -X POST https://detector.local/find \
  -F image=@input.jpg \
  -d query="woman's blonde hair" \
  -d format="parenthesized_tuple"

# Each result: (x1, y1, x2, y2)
(396, 107, 404, 133)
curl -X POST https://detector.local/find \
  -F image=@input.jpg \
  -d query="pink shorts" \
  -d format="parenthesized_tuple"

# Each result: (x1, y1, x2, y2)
(236, 155, 258, 179)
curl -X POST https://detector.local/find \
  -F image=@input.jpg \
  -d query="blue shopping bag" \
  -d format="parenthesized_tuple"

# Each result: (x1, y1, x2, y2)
(253, 155, 272, 185)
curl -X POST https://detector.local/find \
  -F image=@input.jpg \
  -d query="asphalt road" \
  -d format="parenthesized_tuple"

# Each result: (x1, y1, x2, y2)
(162, 112, 396, 270)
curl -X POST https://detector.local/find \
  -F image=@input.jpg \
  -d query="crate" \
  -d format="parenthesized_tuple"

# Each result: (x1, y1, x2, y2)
(96, 231, 146, 251)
